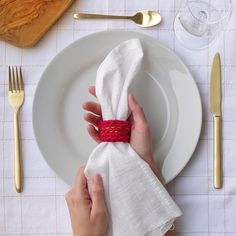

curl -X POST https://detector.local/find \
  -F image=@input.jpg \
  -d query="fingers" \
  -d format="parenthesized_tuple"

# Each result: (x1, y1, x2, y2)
(84, 113, 101, 127)
(83, 86, 101, 144)
(87, 124, 101, 143)
(128, 94, 147, 124)
(73, 167, 88, 198)
(74, 166, 85, 188)
(88, 86, 96, 97)
(66, 166, 89, 205)
(91, 174, 107, 215)
(83, 101, 102, 116)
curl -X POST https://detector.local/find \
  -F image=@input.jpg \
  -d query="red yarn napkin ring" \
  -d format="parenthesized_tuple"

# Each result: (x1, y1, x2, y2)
(98, 120, 131, 142)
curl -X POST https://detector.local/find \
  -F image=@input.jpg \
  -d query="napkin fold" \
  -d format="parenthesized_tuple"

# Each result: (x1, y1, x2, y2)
(84, 39, 182, 236)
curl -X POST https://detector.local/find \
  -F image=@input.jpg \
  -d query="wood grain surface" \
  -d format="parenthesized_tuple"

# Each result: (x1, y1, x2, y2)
(0, 0, 74, 47)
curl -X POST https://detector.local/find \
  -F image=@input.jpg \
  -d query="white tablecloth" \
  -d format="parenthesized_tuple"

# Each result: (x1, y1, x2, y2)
(0, 0, 236, 235)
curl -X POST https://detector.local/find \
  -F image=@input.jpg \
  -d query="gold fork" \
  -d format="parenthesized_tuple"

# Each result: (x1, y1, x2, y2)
(8, 66, 25, 193)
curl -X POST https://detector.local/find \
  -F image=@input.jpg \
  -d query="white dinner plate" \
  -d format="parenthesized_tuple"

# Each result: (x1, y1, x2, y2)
(33, 30, 202, 185)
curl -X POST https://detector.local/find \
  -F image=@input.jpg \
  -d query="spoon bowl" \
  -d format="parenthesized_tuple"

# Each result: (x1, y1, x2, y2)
(132, 10, 162, 27)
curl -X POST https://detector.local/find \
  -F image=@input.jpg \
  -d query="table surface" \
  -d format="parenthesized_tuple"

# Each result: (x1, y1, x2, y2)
(1, 0, 236, 235)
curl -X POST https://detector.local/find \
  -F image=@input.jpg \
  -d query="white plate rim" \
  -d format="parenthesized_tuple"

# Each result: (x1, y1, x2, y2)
(32, 30, 202, 185)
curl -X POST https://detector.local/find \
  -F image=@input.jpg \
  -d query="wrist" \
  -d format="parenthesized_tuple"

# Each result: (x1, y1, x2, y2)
(77, 233, 106, 236)
(148, 158, 160, 179)
(165, 229, 176, 236)
(144, 152, 154, 164)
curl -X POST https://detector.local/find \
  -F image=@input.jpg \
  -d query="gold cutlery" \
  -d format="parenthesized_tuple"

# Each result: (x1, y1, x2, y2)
(210, 53, 222, 189)
(73, 10, 162, 27)
(8, 66, 25, 193)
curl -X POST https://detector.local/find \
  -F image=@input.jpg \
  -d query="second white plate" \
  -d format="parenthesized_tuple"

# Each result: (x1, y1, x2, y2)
(33, 30, 202, 185)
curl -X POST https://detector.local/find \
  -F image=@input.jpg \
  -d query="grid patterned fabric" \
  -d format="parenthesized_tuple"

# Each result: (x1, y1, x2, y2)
(0, 0, 236, 235)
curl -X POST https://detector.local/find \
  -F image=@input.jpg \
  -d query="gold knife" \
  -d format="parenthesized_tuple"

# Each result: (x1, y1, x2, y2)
(210, 53, 222, 189)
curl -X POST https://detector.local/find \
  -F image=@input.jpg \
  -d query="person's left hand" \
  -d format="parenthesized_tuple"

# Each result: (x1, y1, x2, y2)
(66, 167, 108, 236)
(82, 86, 160, 178)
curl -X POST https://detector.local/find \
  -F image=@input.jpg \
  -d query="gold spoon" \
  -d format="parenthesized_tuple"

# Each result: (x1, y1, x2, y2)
(73, 10, 162, 28)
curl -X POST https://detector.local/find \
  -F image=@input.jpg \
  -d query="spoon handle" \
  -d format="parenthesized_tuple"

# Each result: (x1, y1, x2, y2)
(74, 13, 131, 20)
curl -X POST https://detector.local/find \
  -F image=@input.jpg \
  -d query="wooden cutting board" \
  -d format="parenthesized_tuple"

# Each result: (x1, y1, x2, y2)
(0, 0, 74, 48)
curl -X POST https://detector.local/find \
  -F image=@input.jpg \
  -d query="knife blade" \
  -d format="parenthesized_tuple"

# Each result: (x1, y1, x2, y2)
(210, 53, 222, 189)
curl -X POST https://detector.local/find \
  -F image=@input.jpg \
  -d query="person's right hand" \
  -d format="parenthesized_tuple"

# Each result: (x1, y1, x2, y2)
(82, 86, 160, 178)
(66, 167, 108, 236)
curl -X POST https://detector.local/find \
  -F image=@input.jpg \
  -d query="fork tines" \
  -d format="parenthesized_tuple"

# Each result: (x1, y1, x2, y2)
(8, 66, 24, 92)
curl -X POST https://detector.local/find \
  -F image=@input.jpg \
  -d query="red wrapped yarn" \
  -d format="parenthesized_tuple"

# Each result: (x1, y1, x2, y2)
(98, 120, 131, 142)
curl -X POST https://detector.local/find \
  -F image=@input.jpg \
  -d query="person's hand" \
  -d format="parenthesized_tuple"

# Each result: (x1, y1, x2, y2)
(166, 229, 176, 236)
(66, 167, 108, 236)
(82, 86, 159, 177)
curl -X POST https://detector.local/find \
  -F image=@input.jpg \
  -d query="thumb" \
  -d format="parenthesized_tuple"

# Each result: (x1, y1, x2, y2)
(128, 93, 147, 124)
(91, 174, 107, 215)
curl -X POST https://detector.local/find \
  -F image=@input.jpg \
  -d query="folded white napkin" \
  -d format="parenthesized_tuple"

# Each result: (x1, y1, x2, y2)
(84, 39, 182, 236)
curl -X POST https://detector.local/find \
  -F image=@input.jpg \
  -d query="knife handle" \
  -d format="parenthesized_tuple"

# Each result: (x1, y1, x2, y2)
(213, 116, 222, 189)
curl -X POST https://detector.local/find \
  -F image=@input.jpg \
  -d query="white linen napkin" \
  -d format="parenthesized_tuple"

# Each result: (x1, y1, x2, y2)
(84, 39, 182, 236)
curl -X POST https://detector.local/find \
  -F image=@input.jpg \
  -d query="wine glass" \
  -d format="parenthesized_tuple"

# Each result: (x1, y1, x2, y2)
(174, 0, 232, 50)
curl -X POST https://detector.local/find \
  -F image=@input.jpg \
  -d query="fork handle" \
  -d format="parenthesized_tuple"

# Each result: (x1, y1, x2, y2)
(14, 111, 23, 193)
